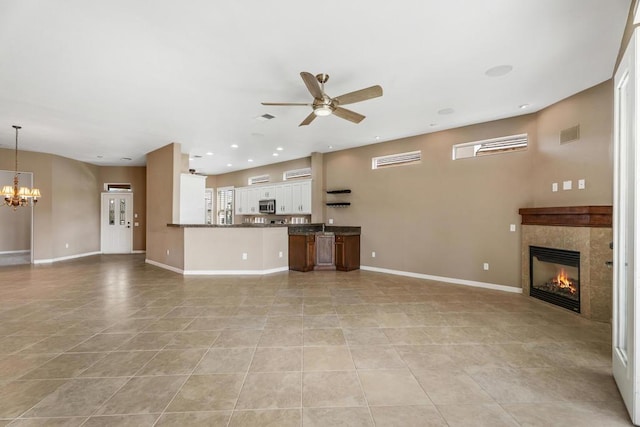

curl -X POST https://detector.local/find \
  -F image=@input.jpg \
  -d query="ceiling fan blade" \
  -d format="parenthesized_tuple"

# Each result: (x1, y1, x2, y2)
(299, 112, 317, 127)
(334, 85, 383, 105)
(261, 102, 312, 106)
(301, 72, 323, 99)
(333, 107, 365, 124)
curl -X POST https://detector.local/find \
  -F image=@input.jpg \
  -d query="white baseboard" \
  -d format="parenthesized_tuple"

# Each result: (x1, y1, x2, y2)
(360, 265, 522, 294)
(145, 259, 184, 274)
(183, 266, 289, 276)
(0, 250, 30, 255)
(145, 259, 288, 276)
(34, 251, 101, 264)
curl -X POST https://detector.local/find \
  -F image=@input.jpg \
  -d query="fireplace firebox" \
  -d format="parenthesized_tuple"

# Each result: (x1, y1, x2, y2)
(529, 246, 580, 313)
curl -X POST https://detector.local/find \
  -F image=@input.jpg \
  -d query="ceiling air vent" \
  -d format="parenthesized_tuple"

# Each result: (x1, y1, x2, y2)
(248, 174, 270, 185)
(283, 167, 312, 180)
(372, 150, 421, 170)
(453, 133, 528, 159)
(560, 125, 580, 144)
(256, 114, 276, 121)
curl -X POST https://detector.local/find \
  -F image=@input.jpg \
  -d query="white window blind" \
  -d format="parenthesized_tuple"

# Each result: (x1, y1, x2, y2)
(372, 150, 421, 169)
(453, 133, 528, 160)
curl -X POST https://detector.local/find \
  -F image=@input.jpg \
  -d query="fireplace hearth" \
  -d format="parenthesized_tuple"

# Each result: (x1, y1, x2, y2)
(529, 246, 580, 312)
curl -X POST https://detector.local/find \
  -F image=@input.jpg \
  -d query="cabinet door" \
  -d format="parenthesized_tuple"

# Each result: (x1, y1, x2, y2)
(291, 180, 312, 214)
(234, 188, 247, 215)
(247, 187, 259, 214)
(276, 183, 293, 214)
(260, 185, 275, 200)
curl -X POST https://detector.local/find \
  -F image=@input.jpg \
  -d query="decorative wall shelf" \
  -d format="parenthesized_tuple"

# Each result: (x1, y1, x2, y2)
(326, 189, 352, 194)
(326, 202, 351, 208)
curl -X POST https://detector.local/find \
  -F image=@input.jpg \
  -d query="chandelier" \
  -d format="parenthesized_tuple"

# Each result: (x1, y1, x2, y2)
(2, 125, 41, 209)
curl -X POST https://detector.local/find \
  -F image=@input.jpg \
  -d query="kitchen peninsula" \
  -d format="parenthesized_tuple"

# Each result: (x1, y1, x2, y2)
(163, 223, 360, 275)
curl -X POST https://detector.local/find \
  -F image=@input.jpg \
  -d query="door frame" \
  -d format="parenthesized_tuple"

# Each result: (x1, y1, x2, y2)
(613, 26, 640, 424)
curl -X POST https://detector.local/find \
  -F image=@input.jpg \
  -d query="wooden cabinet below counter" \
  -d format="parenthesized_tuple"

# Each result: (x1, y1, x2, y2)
(335, 234, 360, 271)
(289, 234, 315, 272)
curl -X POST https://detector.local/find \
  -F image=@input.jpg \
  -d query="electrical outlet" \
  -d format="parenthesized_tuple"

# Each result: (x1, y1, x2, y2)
(510, 224, 516, 232)
(483, 263, 489, 270)
(371, 251, 376, 258)
(166, 249, 169, 255)
(134, 222, 139, 227)
(278, 251, 283, 258)
(578, 179, 585, 190)
(65, 243, 69, 249)
(328, 218, 334, 224)
(242, 252, 248, 260)
(563, 180, 572, 190)
(552, 182, 558, 192)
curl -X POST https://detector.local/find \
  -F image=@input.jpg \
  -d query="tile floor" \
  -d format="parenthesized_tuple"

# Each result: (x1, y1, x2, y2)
(0, 254, 631, 426)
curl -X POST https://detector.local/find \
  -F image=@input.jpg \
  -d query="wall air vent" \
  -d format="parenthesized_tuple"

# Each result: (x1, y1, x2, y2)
(453, 133, 528, 160)
(560, 125, 580, 144)
(283, 167, 312, 180)
(248, 174, 270, 185)
(372, 150, 421, 170)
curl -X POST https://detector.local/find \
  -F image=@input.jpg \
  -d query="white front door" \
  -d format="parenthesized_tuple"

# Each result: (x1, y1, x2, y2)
(101, 192, 133, 254)
(613, 28, 640, 425)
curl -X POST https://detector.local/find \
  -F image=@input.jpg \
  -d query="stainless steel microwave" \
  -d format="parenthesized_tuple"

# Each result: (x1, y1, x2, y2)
(258, 199, 276, 214)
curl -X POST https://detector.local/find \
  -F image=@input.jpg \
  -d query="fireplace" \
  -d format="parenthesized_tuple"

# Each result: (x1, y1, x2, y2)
(529, 246, 580, 313)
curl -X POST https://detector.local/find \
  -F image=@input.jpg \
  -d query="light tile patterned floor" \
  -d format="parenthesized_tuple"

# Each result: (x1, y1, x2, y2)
(0, 254, 631, 426)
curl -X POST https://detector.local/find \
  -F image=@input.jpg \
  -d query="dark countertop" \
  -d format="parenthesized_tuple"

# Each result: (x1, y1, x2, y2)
(167, 223, 290, 228)
(167, 223, 361, 236)
(288, 225, 361, 236)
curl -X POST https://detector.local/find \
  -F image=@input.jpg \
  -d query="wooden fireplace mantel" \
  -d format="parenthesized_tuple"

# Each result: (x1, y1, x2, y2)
(518, 206, 612, 227)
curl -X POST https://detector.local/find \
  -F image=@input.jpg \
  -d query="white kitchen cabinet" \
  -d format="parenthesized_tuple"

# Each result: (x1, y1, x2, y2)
(275, 184, 292, 214)
(234, 180, 311, 215)
(179, 173, 206, 224)
(234, 187, 248, 215)
(291, 180, 312, 214)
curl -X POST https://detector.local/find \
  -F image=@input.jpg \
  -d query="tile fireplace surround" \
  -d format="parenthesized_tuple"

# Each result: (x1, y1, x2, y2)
(519, 206, 613, 323)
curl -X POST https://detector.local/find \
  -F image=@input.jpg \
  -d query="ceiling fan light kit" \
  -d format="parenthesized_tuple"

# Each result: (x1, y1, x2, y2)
(262, 72, 383, 126)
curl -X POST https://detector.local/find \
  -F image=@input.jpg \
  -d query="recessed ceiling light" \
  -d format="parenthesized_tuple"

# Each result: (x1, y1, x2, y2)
(189, 157, 194, 161)
(248, 159, 254, 162)
(438, 108, 455, 115)
(375, 136, 380, 140)
(519, 104, 530, 109)
(227, 163, 232, 167)
(276, 147, 283, 151)
(485, 64, 513, 77)
(206, 152, 213, 156)
(121, 157, 132, 161)
(231, 144, 239, 149)
(194, 155, 202, 158)
(328, 145, 333, 149)
(272, 153, 279, 157)
(429, 123, 438, 127)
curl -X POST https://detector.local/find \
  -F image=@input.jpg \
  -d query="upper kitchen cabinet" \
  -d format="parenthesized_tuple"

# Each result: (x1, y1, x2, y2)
(275, 184, 292, 214)
(290, 180, 312, 214)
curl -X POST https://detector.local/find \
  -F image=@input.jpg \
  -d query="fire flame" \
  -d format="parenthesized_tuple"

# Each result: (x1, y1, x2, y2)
(552, 269, 577, 295)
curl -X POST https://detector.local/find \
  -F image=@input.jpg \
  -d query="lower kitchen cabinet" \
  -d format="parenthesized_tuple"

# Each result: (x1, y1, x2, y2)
(289, 234, 315, 272)
(335, 234, 360, 271)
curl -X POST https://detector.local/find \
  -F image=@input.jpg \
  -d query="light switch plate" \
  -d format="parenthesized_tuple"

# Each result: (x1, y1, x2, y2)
(510, 224, 516, 232)
(578, 179, 585, 190)
(552, 183, 558, 192)
(328, 219, 334, 224)
(563, 180, 572, 190)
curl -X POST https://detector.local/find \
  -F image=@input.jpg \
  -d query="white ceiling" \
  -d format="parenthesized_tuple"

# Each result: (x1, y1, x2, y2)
(0, 0, 631, 175)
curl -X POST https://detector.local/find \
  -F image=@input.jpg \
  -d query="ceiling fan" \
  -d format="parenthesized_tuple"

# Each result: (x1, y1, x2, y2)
(262, 72, 383, 127)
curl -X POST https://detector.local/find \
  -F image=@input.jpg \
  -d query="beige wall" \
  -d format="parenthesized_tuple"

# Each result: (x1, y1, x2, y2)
(0, 170, 32, 252)
(531, 81, 613, 206)
(322, 81, 612, 288)
(214, 158, 311, 188)
(99, 166, 147, 250)
(50, 156, 101, 259)
(146, 143, 184, 268)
